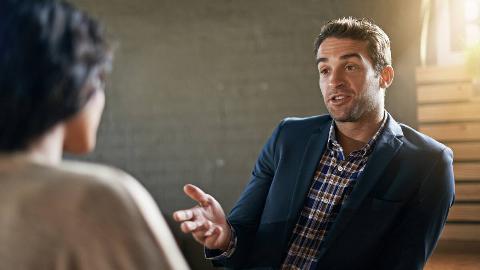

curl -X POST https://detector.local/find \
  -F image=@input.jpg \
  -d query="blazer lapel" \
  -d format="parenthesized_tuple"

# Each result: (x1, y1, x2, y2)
(286, 122, 331, 226)
(316, 114, 404, 259)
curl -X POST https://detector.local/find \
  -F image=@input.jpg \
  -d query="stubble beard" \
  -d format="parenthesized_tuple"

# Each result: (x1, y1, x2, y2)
(327, 85, 382, 123)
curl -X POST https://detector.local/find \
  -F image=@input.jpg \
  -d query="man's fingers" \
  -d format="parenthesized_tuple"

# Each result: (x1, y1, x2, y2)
(183, 222, 226, 250)
(204, 226, 223, 248)
(180, 220, 210, 234)
(192, 222, 218, 243)
(183, 184, 211, 207)
(180, 221, 198, 233)
(172, 209, 194, 222)
(204, 221, 216, 237)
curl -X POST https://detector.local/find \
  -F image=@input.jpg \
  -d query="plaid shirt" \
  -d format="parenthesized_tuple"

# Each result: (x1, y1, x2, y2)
(281, 116, 387, 270)
(207, 116, 387, 266)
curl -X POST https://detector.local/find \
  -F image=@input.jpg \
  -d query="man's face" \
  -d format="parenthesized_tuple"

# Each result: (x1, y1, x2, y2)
(316, 37, 384, 123)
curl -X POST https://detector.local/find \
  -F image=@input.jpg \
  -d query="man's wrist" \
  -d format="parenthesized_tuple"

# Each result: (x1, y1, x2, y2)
(205, 222, 237, 259)
(218, 223, 233, 251)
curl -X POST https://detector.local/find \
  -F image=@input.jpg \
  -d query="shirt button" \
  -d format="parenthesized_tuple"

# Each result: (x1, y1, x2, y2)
(338, 166, 344, 172)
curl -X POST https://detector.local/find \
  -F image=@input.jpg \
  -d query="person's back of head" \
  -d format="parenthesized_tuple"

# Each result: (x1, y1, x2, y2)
(0, 0, 111, 153)
(0, 2, 191, 269)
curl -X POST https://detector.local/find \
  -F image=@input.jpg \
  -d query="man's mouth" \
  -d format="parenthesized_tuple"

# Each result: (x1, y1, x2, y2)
(331, 95, 346, 101)
(329, 94, 351, 105)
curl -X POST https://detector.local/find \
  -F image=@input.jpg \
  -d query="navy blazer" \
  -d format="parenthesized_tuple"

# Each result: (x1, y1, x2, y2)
(212, 114, 455, 270)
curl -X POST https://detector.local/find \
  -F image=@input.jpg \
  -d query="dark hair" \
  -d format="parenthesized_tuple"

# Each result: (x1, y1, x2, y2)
(314, 17, 391, 74)
(0, 0, 111, 152)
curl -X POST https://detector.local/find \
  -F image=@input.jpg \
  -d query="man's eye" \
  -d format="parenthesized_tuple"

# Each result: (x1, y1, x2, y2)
(320, 68, 329, 75)
(346, 64, 357, 71)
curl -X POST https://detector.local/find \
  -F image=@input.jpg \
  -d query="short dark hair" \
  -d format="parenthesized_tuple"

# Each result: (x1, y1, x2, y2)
(0, 0, 111, 152)
(314, 17, 391, 74)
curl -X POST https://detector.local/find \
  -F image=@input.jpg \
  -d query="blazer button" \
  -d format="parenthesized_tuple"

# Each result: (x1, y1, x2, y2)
(337, 166, 344, 172)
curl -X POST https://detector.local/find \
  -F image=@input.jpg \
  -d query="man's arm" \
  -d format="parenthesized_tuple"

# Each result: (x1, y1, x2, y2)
(174, 120, 285, 268)
(374, 148, 455, 270)
(209, 120, 285, 267)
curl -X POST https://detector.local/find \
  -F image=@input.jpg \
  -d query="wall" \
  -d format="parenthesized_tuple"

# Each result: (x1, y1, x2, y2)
(71, 0, 421, 268)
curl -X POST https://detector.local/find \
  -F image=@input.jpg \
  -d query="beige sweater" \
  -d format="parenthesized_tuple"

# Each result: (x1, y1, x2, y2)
(0, 156, 189, 270)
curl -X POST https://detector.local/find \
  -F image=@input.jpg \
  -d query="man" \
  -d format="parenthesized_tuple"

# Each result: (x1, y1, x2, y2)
(174, 17, 455, 270)
(0, 0, 189, 269)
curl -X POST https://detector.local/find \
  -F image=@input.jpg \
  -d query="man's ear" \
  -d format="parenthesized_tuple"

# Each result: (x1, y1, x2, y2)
(379, 65, 394, 89)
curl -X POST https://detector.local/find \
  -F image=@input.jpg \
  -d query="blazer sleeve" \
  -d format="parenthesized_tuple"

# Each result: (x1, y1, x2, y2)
(211, 119, 285, 268)
(374, 147, 455, 270)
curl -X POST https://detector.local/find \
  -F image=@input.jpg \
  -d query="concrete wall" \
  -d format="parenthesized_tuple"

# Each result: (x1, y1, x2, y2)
(71, 0, 422, 269)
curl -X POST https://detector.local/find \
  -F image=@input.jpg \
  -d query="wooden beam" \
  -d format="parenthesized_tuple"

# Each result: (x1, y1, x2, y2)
(448, 204, 480, 222)
(454, 163, 480, 181)
(456, 183, 480, 201)
(419, 123, 480, 141)
(416, 66, 470, 84)
(441, 224, 480, 240)
(417, 83, 472, 104)
(448, 142, 480, 161)
(418, 103, 480, 123)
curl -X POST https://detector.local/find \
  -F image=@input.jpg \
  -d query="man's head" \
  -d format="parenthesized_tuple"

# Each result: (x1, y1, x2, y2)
(314, 17, 394, 123)
(0, 0, 111, 153)
(314, 17, 391, 75)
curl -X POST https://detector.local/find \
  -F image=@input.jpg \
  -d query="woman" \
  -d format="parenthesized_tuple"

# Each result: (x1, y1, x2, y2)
(0, 0, 189, 269)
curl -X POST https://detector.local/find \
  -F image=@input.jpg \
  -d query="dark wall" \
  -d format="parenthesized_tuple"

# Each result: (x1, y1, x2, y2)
(71, 0, 421, 269)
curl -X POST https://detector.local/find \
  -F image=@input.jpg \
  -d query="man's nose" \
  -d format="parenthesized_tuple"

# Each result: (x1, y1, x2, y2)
(328, 69, 346, 88)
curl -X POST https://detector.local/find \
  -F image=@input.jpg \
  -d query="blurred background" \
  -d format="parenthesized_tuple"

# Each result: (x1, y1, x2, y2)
(69, 0, 479, 269)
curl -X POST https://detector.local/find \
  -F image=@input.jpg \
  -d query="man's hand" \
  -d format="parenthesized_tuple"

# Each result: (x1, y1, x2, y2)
(173, 184, 232, 251)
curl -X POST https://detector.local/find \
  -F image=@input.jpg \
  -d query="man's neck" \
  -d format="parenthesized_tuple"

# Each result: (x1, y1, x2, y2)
(334, 110, 385, 156)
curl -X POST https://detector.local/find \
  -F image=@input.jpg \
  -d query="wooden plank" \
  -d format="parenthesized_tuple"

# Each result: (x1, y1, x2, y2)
(419, 123, 480, 141)
(417, 83, 473, 103)
(454, 163, 480, 181)
(456, 183, 480, 201)
(416, 66, 470, 84)
(418, 103, 480, 123)
(448, 142, 480, 161)
(448, 204, 480, 222)
(441, 224, 480, 240)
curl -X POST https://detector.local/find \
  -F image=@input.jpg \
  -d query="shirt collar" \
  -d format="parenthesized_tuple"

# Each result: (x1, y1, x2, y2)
(327, 111, 388, 158)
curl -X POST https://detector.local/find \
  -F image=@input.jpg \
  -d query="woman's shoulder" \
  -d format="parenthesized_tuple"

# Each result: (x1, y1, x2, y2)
(12, 161, 139, 215)
(53, 160, 154, 215)
(50, 160, 145, 200)
(58, 160, 135, 185)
